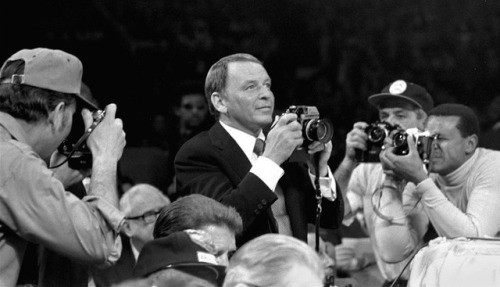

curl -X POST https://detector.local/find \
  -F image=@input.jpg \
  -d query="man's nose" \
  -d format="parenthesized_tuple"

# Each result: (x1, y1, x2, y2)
(385, 115, 398, 126)
(259, 88, 273, 99)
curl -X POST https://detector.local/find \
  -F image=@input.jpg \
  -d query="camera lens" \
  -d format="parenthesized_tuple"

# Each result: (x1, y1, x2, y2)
(305, 119, 334, 143)
(393, 132, 407, 148)
(367, 126, 386, 143)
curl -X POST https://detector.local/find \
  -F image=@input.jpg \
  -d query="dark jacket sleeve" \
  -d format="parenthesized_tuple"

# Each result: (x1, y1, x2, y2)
(174, 131, 278, 236)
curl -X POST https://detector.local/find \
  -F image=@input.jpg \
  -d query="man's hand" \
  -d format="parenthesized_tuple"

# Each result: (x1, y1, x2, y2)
(84, 104, 126, 164)
(379, 135, 428, 184)
(306, 140, 332, 177)
(344, 122, 369, 164)
(263, 113, 303, 165)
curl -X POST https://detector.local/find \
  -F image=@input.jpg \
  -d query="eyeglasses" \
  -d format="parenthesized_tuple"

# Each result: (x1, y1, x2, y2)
(126, 209, 161, 224)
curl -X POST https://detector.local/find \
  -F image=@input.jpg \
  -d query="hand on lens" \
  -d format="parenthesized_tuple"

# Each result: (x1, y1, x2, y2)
(345, 122, 368, 162)
(85, 104, 126, 163)
(379, 135, 428, 184)
(264, 113, 303, 165)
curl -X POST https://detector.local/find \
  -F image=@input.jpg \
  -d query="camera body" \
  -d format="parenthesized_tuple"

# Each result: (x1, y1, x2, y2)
(355, 121, 401, 162)
(58, 110, 105, 170)
(392, 128, 435, 164)
(285, 105, 334, 149)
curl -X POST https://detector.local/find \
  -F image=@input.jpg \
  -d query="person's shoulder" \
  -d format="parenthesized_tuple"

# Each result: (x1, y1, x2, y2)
(175, 129, 214, 159)
(475, 148, 500, 167)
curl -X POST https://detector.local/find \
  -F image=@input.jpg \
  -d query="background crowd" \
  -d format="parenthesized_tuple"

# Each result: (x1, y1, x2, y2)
(2, 0, 500, 167)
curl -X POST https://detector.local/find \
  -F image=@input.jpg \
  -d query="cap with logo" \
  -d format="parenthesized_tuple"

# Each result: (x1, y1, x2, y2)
(134, 230, 225, 285)
(0, 48, 98, 110)
(368, 79, 434, 113)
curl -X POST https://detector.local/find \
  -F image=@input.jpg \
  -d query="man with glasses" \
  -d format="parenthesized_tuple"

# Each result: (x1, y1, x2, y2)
(92, 184, 171, 286)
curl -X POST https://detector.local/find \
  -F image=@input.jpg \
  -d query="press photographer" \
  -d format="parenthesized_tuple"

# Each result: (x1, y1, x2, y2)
(0, 48, 126, 286)
(333, 79, 434, 287)
(375, 103, 500, 279)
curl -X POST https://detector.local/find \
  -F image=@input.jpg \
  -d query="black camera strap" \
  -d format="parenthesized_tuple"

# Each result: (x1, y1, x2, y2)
(313, 153, 322, 253)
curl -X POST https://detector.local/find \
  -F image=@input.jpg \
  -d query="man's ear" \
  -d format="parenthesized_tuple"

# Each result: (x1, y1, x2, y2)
(47, 102, 69, 131)
(465, 134, 478, 154)
(211, 92, 227, 114)
(122, 220, 134, 237)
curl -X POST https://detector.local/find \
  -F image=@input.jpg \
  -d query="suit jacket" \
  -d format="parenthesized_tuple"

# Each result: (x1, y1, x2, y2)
(175, 122, 344, 246)
(92, 234, 136, 287)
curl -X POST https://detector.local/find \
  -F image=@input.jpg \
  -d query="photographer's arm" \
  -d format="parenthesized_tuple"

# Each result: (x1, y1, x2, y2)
(0, 104, 126, 266)
(334, 122, 368, 216)
(372, 178, 428, 263)
(416, 175, 500, 238)
(85, 104, 126, 207)
(379, 135, 429, 184)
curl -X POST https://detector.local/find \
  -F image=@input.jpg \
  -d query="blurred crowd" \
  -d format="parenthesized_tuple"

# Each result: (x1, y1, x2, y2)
(2, 0, 500, 168)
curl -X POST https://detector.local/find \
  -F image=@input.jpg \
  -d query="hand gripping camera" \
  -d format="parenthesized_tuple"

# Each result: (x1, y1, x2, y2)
(285, 105, 334, 149)
(57, 110, 106, 170)
(392, 128, 436, 164)
(355, 121, 402, 162)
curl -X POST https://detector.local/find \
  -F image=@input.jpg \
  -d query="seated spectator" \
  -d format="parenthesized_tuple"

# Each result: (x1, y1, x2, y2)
(133, 230, 225, 287)
(92, 183, 171, 286)
(223, 233, 325, 287)
(154, 194, 242, 266)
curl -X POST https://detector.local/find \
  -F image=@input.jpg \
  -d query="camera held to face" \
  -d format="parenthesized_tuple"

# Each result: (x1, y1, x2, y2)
(392, 128, 436, 164)
(285, 105, 334, 149)
(58, 110, 105, 170)
(355, 121, 402, 163)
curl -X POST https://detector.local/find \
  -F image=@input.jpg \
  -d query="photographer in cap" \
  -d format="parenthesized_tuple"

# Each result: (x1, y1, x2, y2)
(0, 48, 126, 286)
(174, 53, 343, 248)
(375, 103, 500, 265)
(333, 80, 434, 287)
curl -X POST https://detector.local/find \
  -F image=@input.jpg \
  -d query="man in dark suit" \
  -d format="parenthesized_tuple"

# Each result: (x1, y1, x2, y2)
(175, 53, 343, 247)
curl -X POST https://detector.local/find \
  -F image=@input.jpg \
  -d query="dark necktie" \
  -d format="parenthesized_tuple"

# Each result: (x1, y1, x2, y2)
(253, 138, 265, 156)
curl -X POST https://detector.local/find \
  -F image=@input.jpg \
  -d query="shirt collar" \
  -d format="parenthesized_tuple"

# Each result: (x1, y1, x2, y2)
(0, 111, 29, 143)
(219, 121, 265, 162)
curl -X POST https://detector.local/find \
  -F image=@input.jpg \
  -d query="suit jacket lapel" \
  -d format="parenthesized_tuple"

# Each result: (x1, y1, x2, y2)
(209, 122, 279, 235)
(209, 122, 252, 181)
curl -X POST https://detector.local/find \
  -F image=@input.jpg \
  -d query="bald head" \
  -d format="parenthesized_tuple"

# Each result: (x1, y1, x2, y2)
(120, 184, 170, 217)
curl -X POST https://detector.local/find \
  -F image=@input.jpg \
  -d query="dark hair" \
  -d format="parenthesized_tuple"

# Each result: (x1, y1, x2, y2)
(174, 80, 205, 107)
(428, 103, 479, 138)
(204, 53, 263, 119)
(153, 194, 243, 239)
(0, 60, 76, 123)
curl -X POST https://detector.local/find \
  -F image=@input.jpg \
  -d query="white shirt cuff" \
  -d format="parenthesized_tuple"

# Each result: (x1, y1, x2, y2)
(250, 156, 284, 191)
(308, 166, 337, 201)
